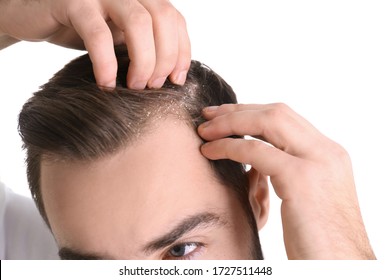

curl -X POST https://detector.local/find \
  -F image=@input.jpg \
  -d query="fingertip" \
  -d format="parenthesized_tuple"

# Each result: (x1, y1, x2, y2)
(203, 106, 219, 113)
(200, 141, 220, 161)
(172, 12, 191, 86)
(103, 80, 116, 89)
(126, 64, 151, 89)
(148, 77, 167, 89)
(128, 80, 147, 90)
(170, 70, 188, 85)
(89, 49, 118, 89)
(201, 106, 219, 119)
(201, 141, 212, 148)
(95, 72, 117, 89)
(200, 142, 211, 155)
(197, 121, 209, 137)
(74, 17, 117, 90)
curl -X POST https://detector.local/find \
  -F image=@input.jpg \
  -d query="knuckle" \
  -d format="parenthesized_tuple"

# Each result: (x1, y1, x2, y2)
(272, 102, 291, 112)
(157, 51, 178, 67)
(131, 65, 154, 81)
(154, 2, 178, 21)
(70, 0, 106, 23)
(265, 103, 289, 122)
(315, 139, 352, 167)
(329, 142, 351, 162)
(244, 140, 264, 166)
(86, 25, 108, 38)
(83, 27, 111, 49)
(246, 139, 261, 154)
(155, 52, 180, 77)
(177, 57, 191, 73)
(130, 50, 155, 65)
(176, 10, 188, 28)
(129, 8, 152, 28)
(153, 65, 176, 79)
(67, 0, 90, 14)
(128, 57, 155, 79)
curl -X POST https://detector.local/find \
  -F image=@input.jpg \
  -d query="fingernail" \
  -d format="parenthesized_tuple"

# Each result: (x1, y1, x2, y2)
(200, 121, 210, 128)
(203, 106, 219, 112)
(98, 80, 116, 90)
(106, 80, 116, 88)
(174, 70, 187, 85)
(200, 142, 211, 152)
(129, 81, 147, 90)
(149, 77, 166, 89)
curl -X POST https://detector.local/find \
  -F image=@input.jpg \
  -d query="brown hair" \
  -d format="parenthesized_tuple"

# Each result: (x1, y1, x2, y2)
(18, 46, 263, 259)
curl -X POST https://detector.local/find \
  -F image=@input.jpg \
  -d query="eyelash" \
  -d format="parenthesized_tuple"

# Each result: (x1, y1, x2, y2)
(164, 242, 204, 260)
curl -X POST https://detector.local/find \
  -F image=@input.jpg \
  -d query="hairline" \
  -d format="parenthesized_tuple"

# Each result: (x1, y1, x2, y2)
(39, 108, 196, 164)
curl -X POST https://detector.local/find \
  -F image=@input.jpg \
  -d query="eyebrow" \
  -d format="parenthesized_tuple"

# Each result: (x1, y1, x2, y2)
(58, 247, 110, 260)
(142, 212, 226, 255)
(58, 212, 225, 260)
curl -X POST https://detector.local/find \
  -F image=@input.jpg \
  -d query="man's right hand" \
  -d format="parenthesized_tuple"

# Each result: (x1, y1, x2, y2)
(198, 103, 376, 259)
(0, 0, 191, 89)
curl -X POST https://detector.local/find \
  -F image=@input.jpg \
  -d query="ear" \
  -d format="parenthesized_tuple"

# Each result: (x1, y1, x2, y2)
(248, 168, 270, 231)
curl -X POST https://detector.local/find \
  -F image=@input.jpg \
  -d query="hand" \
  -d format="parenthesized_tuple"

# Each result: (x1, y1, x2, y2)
(198, 103, 376, 259)
(0, 0, 190, 89)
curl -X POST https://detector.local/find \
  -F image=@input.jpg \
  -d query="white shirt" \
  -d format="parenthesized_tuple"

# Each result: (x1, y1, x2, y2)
(0, 181, 58, 259)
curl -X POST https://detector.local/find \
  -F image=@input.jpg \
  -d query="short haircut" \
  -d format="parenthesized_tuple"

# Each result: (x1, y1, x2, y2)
(18, 46, 263, 259)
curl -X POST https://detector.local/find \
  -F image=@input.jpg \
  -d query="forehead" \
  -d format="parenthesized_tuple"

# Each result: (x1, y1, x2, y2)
(40, 118, 239, 255)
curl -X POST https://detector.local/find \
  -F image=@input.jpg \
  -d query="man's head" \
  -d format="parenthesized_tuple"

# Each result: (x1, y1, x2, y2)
(18, 47, 269, 260)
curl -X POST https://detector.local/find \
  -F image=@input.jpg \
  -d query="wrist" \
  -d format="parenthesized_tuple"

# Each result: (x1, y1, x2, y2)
(283, 215, 376, 259)
(282, 199, 376, 260)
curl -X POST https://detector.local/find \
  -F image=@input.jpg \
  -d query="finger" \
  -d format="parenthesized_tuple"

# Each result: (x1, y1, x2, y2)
(202, 104, 319, 139)
(202, 104, 265, 120)
(168, 11, 191, 86)
(141, 1, 181, 88)
(107, 1, 156, 89)
(198, 104, 321, 156)
(69, 5, 117, 88)
(201, 138, 296, 179)
(202, 103, 304, 122)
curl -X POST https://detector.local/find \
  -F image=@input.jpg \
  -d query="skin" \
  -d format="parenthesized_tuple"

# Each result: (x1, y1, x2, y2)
(0, 0, 191, 89)
(40, 118, 269, 260)
(198, 103, 376, 260)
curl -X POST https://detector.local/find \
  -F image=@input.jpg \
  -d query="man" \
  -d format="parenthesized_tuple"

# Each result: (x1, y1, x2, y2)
(18, 46, 375, 259)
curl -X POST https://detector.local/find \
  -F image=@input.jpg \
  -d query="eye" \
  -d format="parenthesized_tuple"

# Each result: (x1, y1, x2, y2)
(166, 242, 201, 259)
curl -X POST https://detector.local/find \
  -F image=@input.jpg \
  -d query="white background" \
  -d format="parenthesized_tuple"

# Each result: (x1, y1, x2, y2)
(0, 0, 389, 260)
